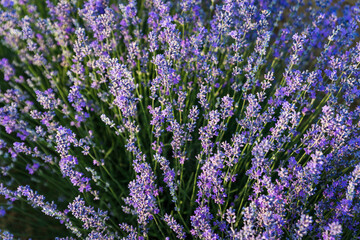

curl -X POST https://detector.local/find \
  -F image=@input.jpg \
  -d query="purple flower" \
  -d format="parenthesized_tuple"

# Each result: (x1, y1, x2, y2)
(0, 58, 15, 81)
(154, 154, 178, 202)
(294, 214, 313, 239)
(35, 89, 59, 110)
(196, 152, 226, 205)
(25, 162, 40, 175)
(322, 221, 342, 240)
(0, 230, 14, 240)
(163, 213, 186, 239)
(68, 196, 109, 231)
(190, 205, 219, 239)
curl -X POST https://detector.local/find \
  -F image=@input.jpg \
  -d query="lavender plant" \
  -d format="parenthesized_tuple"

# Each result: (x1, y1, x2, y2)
(0, 0, 359, 239)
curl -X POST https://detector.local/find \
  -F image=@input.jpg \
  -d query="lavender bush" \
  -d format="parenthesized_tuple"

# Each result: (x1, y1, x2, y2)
(0, 0, 359, 239)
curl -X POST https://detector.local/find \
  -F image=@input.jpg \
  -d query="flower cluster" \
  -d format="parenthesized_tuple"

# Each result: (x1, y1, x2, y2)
(0, 0, 359, 239)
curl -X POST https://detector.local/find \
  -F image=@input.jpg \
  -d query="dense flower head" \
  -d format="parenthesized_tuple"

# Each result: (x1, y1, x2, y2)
(163, 213, 186, 239)
(0, 0, 359, 239)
